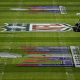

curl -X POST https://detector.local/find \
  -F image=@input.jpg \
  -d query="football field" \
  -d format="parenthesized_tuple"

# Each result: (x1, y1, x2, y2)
(0, 0, 80, 26)
(0, 0, 80, 80)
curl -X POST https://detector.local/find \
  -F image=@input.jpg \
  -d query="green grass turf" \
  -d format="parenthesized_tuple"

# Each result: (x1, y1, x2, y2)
(1, 60, 80, 80)
(2, 72, 66, 80)
(0, 0, 80, 27)
(0, 0, 80, 80)
(0, 32, 80, 54)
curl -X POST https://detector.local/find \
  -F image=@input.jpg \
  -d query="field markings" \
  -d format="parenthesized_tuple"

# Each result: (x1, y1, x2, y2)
(0, 19, 75, 20)
(65, 67, 75, 80)
(0, 61, 7, 80)
(1, 0, 24, 54)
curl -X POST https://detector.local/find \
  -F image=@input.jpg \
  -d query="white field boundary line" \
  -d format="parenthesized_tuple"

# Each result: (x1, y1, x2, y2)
(10, 8, 60, 11)
(76, 13, 80, 16)
(10, 8, 29, 11)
